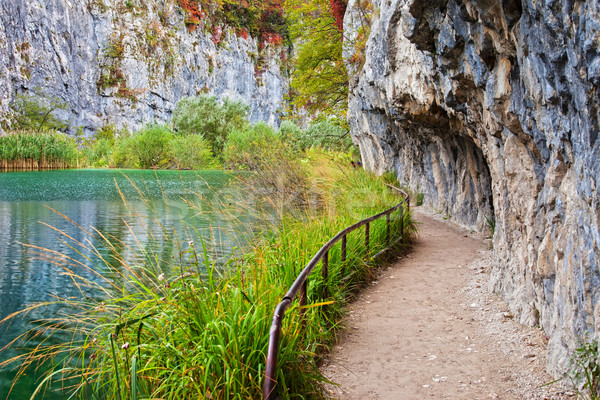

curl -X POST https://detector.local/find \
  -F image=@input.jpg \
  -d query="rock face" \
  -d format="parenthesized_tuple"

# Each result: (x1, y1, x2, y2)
(345, 0, 600, 373)
(0, 0, 286, 134)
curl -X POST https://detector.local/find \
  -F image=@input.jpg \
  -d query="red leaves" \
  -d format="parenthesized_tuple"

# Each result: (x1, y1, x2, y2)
(237, 28, 249, 40)
(176, 0, 286, 48)
(257, 0, 285, 49)
(178, 0, 205, 31)
(261, 32, 283, 47)
(330, 0, 347, 31)
(211, 26, 223, 44)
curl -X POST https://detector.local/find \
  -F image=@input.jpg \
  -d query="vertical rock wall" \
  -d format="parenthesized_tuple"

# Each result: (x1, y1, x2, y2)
(0, 0, 287, 134)
(345, 0, 600, 373)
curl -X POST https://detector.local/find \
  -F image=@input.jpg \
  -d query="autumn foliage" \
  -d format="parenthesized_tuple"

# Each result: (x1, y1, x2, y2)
(177, 0, 206, 30)
(330, 0, 347, 31)
(176, 0, 285, 46)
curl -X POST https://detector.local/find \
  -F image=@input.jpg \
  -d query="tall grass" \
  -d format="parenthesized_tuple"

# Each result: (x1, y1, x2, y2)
(0, 130, 79, 170)
(0, 151, 415, 399)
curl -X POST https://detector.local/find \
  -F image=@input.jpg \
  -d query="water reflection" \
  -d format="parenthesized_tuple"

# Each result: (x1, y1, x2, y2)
(0, 169, 250, 399)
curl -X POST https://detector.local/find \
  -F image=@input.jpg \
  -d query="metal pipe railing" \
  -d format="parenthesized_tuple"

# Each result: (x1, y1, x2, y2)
(263, 184, 410, 400)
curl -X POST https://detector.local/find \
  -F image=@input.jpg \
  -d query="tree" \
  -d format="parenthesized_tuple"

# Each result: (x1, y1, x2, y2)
(9, 89, 68, 132)
(171, 95, 249, 159)
(284, 0, 349, 118)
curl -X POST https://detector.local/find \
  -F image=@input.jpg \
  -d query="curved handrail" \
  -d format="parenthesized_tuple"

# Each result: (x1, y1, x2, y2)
(263, 184, 410, 400)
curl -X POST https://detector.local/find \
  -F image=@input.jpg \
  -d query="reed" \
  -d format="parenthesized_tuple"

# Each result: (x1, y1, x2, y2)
(0, 130, 79, 171)
(0, 150, 416, 399)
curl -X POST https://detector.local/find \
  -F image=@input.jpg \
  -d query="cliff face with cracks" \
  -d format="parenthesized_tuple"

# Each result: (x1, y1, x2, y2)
(345, 0, 600, 373)
(0, 0, 286, 134)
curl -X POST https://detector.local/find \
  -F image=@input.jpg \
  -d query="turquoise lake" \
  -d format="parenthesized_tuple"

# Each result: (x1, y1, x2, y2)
(0, 169, 251, 399)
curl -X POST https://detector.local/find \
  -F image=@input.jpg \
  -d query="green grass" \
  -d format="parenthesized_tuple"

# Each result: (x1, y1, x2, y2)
(0, 151, 416, 399)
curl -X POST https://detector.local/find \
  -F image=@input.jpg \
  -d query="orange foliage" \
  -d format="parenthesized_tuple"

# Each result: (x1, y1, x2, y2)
(177, 0, 205, 31)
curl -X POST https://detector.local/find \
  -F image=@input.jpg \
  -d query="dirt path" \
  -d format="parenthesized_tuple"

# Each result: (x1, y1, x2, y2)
(321, 209, 572, 400)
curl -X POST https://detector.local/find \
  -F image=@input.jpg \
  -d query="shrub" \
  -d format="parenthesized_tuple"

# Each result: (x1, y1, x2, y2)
(278, 120, 304, 151)
(224, 122, 309, 210)
(172, 95, 249, 158)
(280, 119, 352, 152)
(110, 135, 139, 168)
(566, 340, 600, 399)
(96, 123, 118, 143)
(170, 134, 217, 169)
(224, 122, 289, 170)
(131, 124, 174, 169)
(302, 120, 352, 151)
(86, 138, 113, 167)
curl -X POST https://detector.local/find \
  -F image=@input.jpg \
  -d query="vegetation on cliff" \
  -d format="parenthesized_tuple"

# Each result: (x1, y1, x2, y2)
(284, 0, 349, 118)
(176, 0, 286, 47)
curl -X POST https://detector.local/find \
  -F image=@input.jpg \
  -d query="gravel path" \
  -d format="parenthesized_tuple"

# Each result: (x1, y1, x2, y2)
(321, 208, 573, 400)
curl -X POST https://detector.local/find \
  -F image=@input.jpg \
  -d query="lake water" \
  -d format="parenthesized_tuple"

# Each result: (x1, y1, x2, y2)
(0, 169, 252, 399)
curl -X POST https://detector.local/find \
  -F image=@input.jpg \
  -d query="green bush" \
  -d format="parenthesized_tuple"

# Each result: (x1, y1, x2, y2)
(224, 122, 291, 170)
(278, 120, 304, 151)
(566, 340, 600, 399)
(279, 119, 353, 152)
(110, 135, 139, 168)
(302, 120, 352, 151)
(85, 124, 219, 170)
(170, 134, 216, 169)
(172, 95, 249, 158)
(131, 124, 174, 169)
(95, 123, 118, 143)
(224, 122, 310, 210)
(86, 138, 113, 167)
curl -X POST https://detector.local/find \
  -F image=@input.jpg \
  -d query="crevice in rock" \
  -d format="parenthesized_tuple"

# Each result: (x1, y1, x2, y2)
(407, 0, 449, 53)
(502, 0, 522, 29)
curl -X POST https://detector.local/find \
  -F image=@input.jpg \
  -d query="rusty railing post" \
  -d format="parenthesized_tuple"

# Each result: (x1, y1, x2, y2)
(341, 234, 347, 263)
(299, 279, 308, 318)
(365, 222, 370, 255)
(386, 213, 390, 245)
(264, 301, 289, 400)
(400, 205, 404, 237)
(341, 233, 347, 277)
(322, 250, 329, 299)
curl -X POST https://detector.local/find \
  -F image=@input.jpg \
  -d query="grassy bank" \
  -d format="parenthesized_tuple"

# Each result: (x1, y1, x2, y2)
(1, 149, 414, 399)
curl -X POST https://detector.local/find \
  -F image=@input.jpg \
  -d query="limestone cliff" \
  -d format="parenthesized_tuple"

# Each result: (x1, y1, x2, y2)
(345, 0, 600, 373)
(0, 0, 286, 134)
